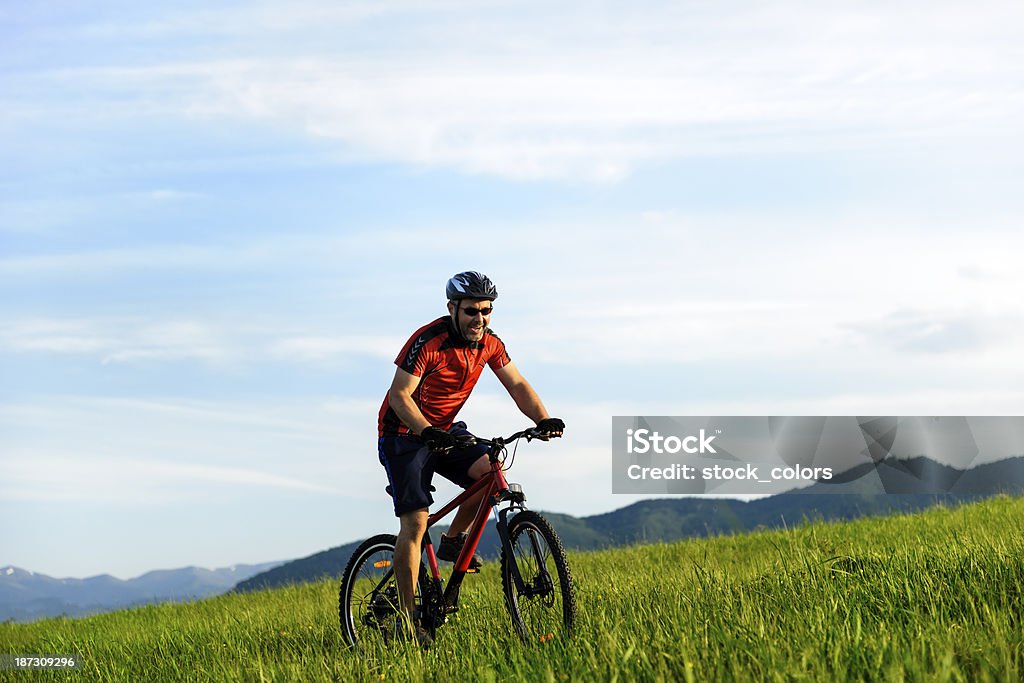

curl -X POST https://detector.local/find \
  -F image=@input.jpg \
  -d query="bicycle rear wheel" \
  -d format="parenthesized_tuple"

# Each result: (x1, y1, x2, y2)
(500, 511, 576, 643)
(338, 534, 428, 651)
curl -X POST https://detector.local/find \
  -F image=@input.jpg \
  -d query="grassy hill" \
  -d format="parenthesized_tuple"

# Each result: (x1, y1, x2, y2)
(235, 492, 981, 592)
(3, 496, 1022, 681)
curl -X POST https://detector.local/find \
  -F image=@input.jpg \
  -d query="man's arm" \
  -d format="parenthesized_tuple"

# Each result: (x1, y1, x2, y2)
(388, 367, 432, 436)
(494, 362, 553, 427)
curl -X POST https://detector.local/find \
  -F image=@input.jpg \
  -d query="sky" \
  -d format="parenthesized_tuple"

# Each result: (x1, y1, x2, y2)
(2, 0, 1023, 579)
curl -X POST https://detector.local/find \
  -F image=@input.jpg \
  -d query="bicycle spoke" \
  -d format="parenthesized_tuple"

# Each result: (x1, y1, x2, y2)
(501, 511, 576, 643)
(339, 535, 429, 652)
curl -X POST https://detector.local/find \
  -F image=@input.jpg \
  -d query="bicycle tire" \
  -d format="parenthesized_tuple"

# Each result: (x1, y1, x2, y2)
(338, 534, 429, 651)
(500, 510, 576, 642)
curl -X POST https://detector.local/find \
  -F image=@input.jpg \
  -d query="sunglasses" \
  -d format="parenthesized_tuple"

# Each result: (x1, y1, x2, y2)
(460, 305, 493, 317)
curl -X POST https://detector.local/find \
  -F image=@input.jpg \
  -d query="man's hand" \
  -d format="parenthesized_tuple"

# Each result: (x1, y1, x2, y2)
(421, 426, 458, 452)
(535, 417, 565, 440)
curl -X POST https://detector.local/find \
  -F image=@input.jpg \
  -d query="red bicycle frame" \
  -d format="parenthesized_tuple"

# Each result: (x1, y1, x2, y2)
(422, 458, 510, 598)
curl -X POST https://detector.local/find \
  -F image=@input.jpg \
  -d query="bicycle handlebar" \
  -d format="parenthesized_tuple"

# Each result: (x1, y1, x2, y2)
(425, 426, 561, 457)
(468, 428, 565, 448)
(449, 426, 560, 451)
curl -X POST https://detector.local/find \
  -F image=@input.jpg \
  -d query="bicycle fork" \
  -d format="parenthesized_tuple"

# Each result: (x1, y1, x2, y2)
(496, 506, 554, 598)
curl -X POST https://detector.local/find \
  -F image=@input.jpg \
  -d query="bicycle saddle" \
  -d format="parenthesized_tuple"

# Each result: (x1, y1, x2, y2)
(385, 484, 435, 497)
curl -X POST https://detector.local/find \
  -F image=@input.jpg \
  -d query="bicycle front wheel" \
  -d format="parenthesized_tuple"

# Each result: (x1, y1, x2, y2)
(338, 534, 427, 651)
(500, 510, 576, 642)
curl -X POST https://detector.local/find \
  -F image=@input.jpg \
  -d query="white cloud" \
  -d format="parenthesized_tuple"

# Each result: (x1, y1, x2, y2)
(0, 451, 340, 504)
(0, 318, 235, 365)
(0, 315, 412, 369)
(174, 48, 1022, 181)
(4, 211, 1023, 374)
(0, 231, 427, 279)
(76, 0, 475, 40)
(0, 198, 92, 235)
(141, 188, 204, 201)
(0, 190, 202, 235)
(491, 215, 1024, 372)
(271, 335, 401, 363)
(9, 1, 1022, 181)
(0, 247, 222, 277)
(0, 395, 380, 504)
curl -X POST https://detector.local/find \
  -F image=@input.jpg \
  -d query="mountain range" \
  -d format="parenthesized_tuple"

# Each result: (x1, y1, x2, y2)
(0, 562, 282, 623)
(233, 492, 996, 593)
(7, 455, 1022, 622)
(234, 455, 1024, 592)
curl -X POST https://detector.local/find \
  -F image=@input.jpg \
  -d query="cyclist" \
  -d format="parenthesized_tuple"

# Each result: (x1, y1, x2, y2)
(377, 271, 564, 645)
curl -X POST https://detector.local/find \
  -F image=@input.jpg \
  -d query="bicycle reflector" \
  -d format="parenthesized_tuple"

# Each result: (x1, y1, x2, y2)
(373, 560, 392, 568)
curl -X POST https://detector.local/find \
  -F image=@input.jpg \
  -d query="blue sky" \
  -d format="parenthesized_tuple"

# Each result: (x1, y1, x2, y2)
(3, 0, 1023, 579)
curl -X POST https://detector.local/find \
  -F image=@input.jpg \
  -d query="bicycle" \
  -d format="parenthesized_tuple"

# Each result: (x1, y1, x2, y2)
(338, 427, 576, 651)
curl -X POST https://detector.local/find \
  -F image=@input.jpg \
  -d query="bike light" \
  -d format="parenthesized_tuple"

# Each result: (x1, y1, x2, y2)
(508, 483, 525, 500)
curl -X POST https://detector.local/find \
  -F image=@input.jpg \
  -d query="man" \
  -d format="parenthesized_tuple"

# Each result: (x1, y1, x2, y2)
(377, 271, 564, 646)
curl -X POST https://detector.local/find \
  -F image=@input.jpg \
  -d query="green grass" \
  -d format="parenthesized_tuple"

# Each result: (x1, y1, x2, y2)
(3, 496, 1023, 681)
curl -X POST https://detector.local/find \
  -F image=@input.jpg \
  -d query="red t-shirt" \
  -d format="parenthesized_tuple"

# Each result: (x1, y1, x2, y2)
(377, 316, 512, 437)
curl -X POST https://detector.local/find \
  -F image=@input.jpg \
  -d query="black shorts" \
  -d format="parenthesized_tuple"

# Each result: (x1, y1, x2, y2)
(378, 422, 489, 516)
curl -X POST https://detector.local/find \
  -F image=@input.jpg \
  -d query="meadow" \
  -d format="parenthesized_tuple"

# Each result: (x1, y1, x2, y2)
(2, 496, 1022, 681)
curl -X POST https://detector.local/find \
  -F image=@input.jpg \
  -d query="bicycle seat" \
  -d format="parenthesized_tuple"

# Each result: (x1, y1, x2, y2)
(385, 484, 435, 497)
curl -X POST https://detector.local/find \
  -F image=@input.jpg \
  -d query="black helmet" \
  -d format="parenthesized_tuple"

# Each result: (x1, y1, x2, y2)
(446, 271, 498, 301)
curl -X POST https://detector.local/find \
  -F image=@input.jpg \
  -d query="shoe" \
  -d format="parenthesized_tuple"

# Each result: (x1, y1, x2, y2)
(393, 617, 433, 649)
(437, 532, 483, 570)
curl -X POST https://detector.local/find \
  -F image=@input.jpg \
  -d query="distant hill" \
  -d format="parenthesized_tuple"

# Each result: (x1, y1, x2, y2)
(813, 455, 1024, 494)
(232, 542, 368, 594)
(233, 495, 957, 593)
(12, 456, 1022, 618)
(234, 456, 1024, 593)
(0, 562, 283, 623)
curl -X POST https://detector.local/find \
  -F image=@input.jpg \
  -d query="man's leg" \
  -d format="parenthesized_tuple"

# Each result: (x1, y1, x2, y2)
(394, 508, 428, 625)
(380, 435, 434, 620)
(444, 455, 489, 536)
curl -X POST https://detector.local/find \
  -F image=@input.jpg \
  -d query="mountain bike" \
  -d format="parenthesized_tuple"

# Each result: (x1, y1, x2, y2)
(339, 427, 575, 650)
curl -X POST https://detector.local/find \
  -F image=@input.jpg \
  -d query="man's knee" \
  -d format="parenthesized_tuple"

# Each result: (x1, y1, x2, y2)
(398, 509, 429, 539)
(466, 455, 490, 481)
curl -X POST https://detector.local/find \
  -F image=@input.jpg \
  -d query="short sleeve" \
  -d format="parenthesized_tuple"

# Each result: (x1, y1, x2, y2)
(396, 332, 432, 376)
(394, 319, 449, 376)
